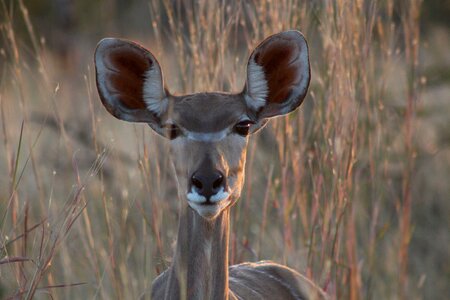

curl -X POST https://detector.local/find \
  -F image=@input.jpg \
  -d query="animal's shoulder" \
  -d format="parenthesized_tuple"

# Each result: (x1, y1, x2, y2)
(228, 260, 327, 300)
(151, 269, 170, 299)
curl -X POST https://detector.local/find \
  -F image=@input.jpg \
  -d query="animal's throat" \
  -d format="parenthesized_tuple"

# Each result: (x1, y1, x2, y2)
(172, 207, 231, 299)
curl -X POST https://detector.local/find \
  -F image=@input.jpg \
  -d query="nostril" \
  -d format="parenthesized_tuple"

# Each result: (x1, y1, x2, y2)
(191, 175, 203, 190)
(212, 174, 224, 190)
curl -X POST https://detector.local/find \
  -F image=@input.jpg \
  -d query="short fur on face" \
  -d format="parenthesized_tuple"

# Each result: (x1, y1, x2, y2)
(162, 93, 248, 218)
(94, 31, 310, 219)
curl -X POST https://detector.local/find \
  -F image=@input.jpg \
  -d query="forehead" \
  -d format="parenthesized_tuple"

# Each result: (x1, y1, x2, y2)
(169, 93, 247, 132)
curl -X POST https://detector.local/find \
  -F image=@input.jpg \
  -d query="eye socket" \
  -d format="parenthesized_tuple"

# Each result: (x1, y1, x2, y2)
(163, 124, 181, 140)
(234, 120, 254, 136)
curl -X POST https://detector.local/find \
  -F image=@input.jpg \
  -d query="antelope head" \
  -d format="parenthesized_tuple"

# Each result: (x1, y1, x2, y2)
(95, 31, 310, 220)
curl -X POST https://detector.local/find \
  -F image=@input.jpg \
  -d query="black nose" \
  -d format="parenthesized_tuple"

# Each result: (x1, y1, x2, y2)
(190, 170, 226, 200)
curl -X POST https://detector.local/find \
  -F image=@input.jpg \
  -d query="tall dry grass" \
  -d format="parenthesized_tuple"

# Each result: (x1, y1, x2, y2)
(1, 0, 447, 299)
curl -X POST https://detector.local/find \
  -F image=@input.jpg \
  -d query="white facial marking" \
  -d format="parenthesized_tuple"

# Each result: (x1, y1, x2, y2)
(186, 188, 230, 218)
(143, 65, 168, 116)
(187, 188, 230, 204)
(210, 188, 229, 203)
(185, 128, 229, 142)
(187, 189, 207, 203)
(246, 58, 268, 111)
(188, 202, 223, 218)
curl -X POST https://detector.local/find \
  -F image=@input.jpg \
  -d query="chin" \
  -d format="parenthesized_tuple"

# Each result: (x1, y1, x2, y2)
(187, 196, 236, 220)
(189, 203, 223, 219)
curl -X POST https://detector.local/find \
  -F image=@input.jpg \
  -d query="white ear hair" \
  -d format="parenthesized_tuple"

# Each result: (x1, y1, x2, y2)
(245, 58, 268, 111)
(243, 31, 310, 118)
(143, 64, 168, 116)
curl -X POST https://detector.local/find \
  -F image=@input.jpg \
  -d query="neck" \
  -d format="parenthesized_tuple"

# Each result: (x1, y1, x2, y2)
(164, 205, 230, 300)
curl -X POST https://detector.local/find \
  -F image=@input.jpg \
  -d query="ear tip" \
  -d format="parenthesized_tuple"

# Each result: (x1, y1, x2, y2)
(282, 29, 305, 36)
(96, 37, 135, 52)
(94, 38, 160, 66)
(96, 38, 117, 49)
(279, 30, 308, 45)
(253, 31, 308, 59)
(95, 38, 117, 61)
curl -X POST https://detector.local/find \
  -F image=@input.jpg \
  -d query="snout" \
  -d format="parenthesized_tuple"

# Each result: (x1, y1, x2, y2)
(187, 169, 229, 204)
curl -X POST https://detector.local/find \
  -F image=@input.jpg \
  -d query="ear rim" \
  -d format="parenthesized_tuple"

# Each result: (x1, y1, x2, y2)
(94, 38, 168, 124)
(243, 30, 311, 119)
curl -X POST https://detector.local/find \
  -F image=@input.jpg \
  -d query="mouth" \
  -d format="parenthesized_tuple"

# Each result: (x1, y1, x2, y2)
(186, 188, 230, 218)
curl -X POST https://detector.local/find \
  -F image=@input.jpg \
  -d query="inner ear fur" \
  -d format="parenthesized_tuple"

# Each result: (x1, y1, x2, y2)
(244, 30, 311, 119)
(94, 38, 167, 124)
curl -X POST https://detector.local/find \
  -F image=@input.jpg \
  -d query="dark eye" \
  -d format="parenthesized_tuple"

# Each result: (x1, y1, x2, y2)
(234, 120, 254, 136)
(164, 124, 181, 140)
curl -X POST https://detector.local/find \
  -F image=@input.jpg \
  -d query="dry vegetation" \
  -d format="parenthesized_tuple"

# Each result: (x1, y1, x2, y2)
(1, 0, 449, 299)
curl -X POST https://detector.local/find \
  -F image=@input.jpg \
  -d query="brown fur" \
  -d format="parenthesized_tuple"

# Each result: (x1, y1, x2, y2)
(94, 31, 324, 300)
(168, 93, 248, 132)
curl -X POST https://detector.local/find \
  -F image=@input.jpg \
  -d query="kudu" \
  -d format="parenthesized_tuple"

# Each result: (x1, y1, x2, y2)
(95, 30, 326, 299)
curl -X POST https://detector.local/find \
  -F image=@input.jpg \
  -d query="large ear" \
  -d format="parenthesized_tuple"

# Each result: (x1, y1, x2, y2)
(94, 38, 168, 129)
(244, 30, 310, 119)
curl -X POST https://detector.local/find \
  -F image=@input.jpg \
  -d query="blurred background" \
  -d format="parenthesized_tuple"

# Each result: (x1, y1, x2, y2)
(0, 0, 449, 299)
